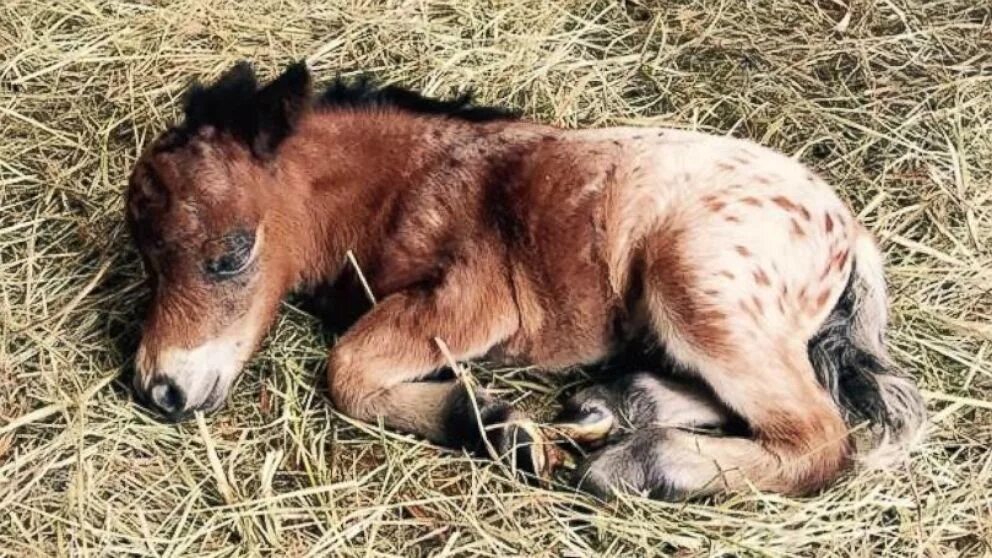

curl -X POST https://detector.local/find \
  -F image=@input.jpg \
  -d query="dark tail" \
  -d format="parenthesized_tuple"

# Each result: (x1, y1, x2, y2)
(808, 233, 925, 468)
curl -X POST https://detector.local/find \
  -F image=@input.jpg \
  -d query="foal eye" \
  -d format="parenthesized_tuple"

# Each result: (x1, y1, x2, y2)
(204, 230, 256, 278)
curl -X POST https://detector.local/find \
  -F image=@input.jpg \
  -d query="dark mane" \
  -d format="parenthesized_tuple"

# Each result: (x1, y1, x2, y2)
(161, 62, 517, 154)
(317, 76, 518, 122)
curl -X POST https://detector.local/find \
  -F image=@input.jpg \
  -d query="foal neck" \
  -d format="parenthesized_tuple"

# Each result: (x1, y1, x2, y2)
(277, 109, 468, 289)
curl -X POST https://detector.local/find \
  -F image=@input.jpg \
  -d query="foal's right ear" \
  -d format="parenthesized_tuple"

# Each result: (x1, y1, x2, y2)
(252, 61, 313, 158)
(183, 61, 259, 134)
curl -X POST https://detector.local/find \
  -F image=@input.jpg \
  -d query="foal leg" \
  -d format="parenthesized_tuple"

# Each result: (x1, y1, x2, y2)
(572, 342, 850, 499)
(326, 262, 550, 476)
(552, 372, 734, 446)
(567, 203, 857, 500)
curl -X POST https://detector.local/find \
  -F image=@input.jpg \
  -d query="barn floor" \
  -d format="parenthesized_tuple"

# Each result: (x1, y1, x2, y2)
(1, 1, 990, 555)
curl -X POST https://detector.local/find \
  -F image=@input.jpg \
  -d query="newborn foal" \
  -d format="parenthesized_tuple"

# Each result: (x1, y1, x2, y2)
(126, 62, 924, 500)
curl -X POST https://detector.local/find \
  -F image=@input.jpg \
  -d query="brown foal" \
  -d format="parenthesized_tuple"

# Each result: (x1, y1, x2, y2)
(126, 61, 924, 500)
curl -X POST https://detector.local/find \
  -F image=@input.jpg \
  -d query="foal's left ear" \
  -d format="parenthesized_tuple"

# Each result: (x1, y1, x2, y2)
(252, 62, 313, 158)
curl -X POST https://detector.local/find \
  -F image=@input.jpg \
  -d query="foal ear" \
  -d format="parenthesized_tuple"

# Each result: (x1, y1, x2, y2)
(251, 61, 312, 158)
(183, 61, 259, 134)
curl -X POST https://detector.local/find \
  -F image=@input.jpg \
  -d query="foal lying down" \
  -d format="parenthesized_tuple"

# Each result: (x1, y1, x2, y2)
(126, 61, 925, 500)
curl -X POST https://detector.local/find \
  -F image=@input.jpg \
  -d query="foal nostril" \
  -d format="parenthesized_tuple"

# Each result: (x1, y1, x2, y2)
(149, 380, 186, 415)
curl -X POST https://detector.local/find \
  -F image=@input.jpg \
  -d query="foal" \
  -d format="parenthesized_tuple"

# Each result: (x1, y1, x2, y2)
(126, 62, 925, 499)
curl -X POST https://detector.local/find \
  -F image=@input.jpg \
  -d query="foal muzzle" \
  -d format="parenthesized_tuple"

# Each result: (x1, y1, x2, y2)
(133, 338, 245, 420)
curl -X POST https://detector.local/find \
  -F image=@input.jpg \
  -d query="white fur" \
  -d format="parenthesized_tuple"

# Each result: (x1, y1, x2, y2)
(138, 333, 253, 412)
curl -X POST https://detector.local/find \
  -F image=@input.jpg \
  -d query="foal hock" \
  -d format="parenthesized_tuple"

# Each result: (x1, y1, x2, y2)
(126, 62, 924, 499)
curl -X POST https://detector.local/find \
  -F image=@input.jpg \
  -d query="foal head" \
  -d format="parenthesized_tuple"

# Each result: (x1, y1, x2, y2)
(127, 62, 313, 419)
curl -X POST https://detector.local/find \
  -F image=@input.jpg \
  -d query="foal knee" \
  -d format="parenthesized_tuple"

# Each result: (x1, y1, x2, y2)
(326, 347, 377, 420)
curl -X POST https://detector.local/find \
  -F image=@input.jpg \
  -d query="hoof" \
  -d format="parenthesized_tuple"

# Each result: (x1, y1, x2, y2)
(441, 389, 560, 481)
(550, 405, 615, 446)
(550, 387, 617, 447)
(490, 418, 552, 480)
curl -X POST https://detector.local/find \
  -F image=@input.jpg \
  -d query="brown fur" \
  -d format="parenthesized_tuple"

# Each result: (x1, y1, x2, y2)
(126, 63, 913, 500)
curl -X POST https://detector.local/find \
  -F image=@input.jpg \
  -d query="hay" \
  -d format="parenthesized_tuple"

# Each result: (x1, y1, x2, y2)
(1, 0, 990, 555)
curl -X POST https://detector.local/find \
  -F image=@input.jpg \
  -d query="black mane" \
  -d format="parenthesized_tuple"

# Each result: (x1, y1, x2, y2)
(317, 75, 517, 122)
(164, 62, 516, 156)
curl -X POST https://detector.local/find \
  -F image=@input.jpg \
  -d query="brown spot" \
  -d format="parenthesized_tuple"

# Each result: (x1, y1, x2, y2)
(771, 196, 798, 212)
(751, 295, 764, 313)
(732, 155, 750, 165)
(777, 297, 786, 314)
(719, 270, 736, 280)
(701, 194, 718, 204)
(707, 200, 727, 212)
(790, 218, 805, 238)
(799, 206, 811, 221)
(834, 248, 850, 270)
(825, 213, 834, 233)
(725, 215, 741, 223)
(717, 162, 736, 172)
(753, 268, 771, 286)
(742, 196, 762, 207)
(735, 245, 752, 257)
(815, 289, 832, 309)
(805, 172, 816, 182)
(703, 289, 720, 297)
(755, 175, 772, 185)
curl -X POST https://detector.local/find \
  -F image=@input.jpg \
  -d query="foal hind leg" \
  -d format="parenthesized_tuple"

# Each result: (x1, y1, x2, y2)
(569, 203, 857, 499)
(552, 372, 734, 446)
(326, 260, 551, 477)
(571, 340, 850, 499)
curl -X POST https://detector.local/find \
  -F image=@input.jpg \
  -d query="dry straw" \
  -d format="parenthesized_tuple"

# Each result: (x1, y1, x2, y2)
(1, 0, 990, 556)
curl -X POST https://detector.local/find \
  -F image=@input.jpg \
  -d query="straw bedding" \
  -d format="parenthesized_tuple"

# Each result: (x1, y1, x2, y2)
(1, 1, 990, 555)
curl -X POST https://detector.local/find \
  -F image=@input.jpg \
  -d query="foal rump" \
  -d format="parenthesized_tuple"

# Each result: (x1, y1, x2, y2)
(808, 237, 925, 466)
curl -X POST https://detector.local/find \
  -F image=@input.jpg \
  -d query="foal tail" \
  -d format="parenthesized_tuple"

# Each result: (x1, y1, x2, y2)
(808, 231, 925, 469)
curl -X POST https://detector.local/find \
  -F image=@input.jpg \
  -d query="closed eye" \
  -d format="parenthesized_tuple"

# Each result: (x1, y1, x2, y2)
(204, 228, 259, 278)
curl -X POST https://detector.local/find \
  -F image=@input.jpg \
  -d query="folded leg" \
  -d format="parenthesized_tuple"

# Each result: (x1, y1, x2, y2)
(552, 372, 734, 446)
(326, 258, 551, 476)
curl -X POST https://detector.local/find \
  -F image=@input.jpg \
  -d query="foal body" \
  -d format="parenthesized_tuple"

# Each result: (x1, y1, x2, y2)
(127, 63, 924, 500)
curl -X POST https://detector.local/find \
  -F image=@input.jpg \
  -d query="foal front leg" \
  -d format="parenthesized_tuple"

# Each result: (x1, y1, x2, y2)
(326, 264, 550, 476)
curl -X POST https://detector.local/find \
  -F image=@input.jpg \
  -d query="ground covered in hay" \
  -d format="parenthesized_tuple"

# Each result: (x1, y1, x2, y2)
(1, 1, 990, 556)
